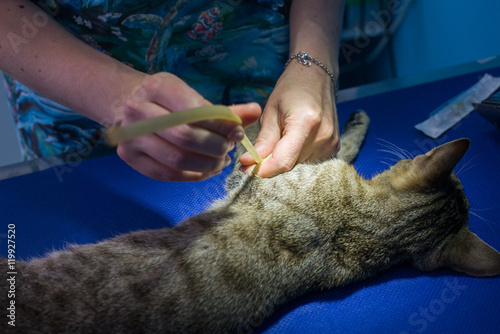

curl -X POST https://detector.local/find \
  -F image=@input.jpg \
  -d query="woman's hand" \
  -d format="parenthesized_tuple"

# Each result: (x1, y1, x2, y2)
(117, 72, 261, 182)
(240, 61, 339, 177)
(239, 0, 344, 178)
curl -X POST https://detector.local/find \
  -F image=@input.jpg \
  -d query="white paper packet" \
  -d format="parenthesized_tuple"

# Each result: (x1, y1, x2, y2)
(415, 74, 500, 138)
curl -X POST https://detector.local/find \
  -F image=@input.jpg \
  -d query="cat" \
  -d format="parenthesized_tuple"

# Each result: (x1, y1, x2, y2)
(2, 111, 500, 334)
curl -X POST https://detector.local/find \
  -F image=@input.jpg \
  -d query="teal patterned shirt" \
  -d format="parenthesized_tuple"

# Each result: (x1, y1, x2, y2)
(4, 0, 290, 161)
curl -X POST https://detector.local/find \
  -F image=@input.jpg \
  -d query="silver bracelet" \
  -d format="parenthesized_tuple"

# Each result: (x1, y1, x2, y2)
(284, 51, 338, 102)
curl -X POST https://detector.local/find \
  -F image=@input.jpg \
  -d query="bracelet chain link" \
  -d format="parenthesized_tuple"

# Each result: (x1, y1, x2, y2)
(285, 51, 338, 102)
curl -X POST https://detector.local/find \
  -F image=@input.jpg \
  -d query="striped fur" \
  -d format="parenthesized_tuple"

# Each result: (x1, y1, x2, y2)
(2, 112, 499, 333)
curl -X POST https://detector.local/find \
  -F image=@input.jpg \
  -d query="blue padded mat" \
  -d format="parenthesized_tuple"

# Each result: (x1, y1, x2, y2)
(1, 67, 500, 333)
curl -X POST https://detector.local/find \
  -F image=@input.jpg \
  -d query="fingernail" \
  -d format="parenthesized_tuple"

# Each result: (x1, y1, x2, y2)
(239, 164, 255, 175)
(229, 126, 245, 142)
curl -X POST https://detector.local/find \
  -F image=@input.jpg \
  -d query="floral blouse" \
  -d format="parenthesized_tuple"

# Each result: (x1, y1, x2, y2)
(4, 0, 290, 161)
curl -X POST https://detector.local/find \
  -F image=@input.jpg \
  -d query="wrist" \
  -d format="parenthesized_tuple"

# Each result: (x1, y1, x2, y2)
(288, 0, 343, 85)
(101, 66, 149, 127)
(285, 51, 338, 102)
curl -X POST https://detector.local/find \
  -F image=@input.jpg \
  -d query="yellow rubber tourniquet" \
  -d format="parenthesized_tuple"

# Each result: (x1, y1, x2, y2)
(105, 105, 262, 164)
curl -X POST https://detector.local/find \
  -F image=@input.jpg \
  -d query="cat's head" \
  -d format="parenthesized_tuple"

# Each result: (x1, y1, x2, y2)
(380, 138, 500, 277)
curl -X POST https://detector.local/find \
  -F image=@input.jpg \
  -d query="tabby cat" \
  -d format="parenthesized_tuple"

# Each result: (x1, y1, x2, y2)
(2, 111, 500, 334)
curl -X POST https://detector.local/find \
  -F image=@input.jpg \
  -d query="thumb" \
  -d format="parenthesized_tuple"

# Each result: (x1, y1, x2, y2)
(239, 116, 280, 166)
(228, 102, 262, 128)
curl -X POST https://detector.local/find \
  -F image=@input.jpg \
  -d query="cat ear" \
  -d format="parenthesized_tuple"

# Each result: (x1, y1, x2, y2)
(442, 229, 500, 277)
(415, 138, 470, 186)
(391, 138, 470, 190)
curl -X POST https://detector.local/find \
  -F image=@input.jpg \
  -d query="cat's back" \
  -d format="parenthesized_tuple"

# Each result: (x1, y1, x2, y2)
(224, 157, 368, 225)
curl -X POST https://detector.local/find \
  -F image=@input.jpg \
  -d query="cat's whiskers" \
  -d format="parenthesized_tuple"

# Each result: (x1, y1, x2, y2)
(380, 161, 394, 168)
(470, 205, 497, 212)
(380, 156, 399, 164)
(378, 149, 406, 160)
(455, 154, 482, 177)
(469, 210, 498, 234)
(377, 138, 414, 168)
(377, 138, 414, 159)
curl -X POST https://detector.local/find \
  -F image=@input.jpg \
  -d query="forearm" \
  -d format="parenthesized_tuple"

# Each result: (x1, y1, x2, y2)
(0, 0, 146, 126)
(245, 0, 345, 176)
(289, 0, 344, 77)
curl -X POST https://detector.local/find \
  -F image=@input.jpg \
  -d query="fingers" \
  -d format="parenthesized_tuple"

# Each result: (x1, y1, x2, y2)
(252, 114, 318, 178)
(121, 133, 231, 171)
(117, 134, 232, 182)
(228, 102, 262, 128)
(117, 145, 224, 182)
(188, 102, 262, 145)
(239, 101, 339, 178)
(306, 124, 340, 162)
(239, 106, 280, 166)
(118, 73, 264, 182)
